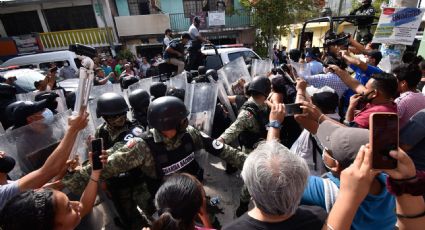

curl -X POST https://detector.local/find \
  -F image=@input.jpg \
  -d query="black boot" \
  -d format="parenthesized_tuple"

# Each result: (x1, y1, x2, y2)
(236, 200, 249, 217)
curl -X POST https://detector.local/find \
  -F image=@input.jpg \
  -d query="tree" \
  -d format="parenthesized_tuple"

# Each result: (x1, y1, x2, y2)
(240, 0, 320, 58)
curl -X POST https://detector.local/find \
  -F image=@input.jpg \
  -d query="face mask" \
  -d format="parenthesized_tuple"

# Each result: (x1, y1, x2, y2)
(359, 90, 375, 103)
(322, 150, 337, 171)
(42, 109, 54, 124)
(64, 63, 69, 67)
(105, 114, 127, 127)
(0, 155, 16, 173)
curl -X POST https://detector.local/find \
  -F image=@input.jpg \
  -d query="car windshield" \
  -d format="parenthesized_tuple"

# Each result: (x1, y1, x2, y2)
(3, 69, 45, 93)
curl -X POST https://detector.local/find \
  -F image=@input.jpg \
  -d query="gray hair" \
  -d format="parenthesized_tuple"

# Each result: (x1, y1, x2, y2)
(241, 140, 309, 216)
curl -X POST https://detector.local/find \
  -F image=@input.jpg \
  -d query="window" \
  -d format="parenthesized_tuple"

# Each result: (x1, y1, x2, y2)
(43, 5, 97, 31)
(205, 54, 223, 70)
(228, 51, 259, 64)
(183, 0, 207, 17)
(128, 0, 150, 15)
(0, 11, 43, 36)
(228, 52, 243, 62)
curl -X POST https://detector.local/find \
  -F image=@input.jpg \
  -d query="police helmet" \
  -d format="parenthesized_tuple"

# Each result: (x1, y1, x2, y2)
(150, 82, 167, 100)
(147, 96, 188, 131)
(166, 87, 185, 102)
(96, 93, 129, 118)
(35, 92, 59, 112)
(129, 89, 150, 111)
(198, 66, 207, 75)
(248, 76, 271, 97)
(121, 76, 139, 89)
(205, 69, 218, 81)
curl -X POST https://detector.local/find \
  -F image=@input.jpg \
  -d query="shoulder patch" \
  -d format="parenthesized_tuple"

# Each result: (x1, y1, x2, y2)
(212, 139, 224, 150)
(132, 127, 144, 137)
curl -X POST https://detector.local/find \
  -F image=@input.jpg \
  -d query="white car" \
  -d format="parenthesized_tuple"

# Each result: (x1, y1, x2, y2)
(201, 44, 261, 70)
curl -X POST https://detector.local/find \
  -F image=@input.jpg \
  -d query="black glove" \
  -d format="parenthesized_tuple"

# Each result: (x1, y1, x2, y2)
(200, 132, 224, 156)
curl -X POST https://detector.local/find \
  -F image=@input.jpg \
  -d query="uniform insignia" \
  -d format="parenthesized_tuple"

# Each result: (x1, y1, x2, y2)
(200, 131, 210, 138)
(126, 139, 136, 148)
(132, 127, 144, 137)
(212, 139, 224, 150)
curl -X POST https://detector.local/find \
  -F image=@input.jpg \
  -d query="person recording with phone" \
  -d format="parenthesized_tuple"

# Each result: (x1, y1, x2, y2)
(0, 149, 107, 230)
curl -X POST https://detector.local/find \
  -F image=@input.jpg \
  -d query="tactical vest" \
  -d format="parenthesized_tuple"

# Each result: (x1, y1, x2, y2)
(97, 122, 145, 149)
(238, 101, 269, 150)
(143, 132, 204, 182)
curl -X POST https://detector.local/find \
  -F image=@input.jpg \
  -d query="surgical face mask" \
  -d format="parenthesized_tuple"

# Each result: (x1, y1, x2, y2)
(42, 108, 54, 124)
(105, 114, 127, 127)
(0, 155, 16, 174)
(64, 63, 69, 67)
(322, 149, 337, 171)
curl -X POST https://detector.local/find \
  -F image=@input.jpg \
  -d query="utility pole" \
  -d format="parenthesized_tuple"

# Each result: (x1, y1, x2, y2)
(96, 0, 116, 56)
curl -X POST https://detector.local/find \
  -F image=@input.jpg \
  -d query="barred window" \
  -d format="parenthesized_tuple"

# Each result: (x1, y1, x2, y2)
(128, 0, 150, 15)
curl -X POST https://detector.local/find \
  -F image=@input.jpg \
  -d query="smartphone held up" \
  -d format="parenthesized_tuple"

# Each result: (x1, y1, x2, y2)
(369, 112, 398, 169)
(91, 138, 104, 170)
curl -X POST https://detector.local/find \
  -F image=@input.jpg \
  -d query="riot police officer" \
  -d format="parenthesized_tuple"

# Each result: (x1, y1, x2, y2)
(350, 0, 376, 44)
(95, 92, 149, 229)
(0, 83, 17, 129)
(218, 76, 271, 151)
(34, 92, 59, 114)
(60, 96, 247, 202)
(149, 82, 167, 101)
(128, 89, 150, 128)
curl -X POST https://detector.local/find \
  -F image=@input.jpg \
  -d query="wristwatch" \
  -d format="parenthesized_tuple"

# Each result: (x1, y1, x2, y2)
(267, 120, 282, 129)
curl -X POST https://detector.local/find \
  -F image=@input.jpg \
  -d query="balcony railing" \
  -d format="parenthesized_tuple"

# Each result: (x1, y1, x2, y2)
(39, 27, 115, 51)
(169, 10, 253, 32)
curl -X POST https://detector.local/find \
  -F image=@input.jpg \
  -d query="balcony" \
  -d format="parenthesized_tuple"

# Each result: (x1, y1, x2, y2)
(169, 10, 253, 32)
(39, 27, 116, 51)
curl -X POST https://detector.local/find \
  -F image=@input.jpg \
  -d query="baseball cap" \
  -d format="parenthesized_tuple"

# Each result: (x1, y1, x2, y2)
(316, 120, 369, 169)
(305, 52, 316, 59)
(11, 100, 49, 127)
(366, 50, 382, 61)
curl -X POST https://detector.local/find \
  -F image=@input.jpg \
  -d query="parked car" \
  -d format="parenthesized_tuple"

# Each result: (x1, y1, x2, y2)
(0, 67, 45, 93)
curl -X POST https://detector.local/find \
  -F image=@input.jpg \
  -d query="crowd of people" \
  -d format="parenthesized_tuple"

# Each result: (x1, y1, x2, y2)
(1, 15, 425, 230)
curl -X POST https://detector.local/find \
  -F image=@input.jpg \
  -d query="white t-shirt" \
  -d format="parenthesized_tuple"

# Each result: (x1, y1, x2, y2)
(188, 24, 200, 40)
(164, 36, 171, 47)
(0, 180, 20, 210)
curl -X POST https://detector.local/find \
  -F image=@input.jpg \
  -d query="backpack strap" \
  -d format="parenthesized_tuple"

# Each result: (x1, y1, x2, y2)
(309, 134, 323, 171)
(323, 178, 339, 213)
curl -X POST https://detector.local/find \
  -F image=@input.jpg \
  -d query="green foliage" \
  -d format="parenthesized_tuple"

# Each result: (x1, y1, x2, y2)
(352, 0, 388, 15)
(117, 49, 134, 61)
(240, 0, 319, 56)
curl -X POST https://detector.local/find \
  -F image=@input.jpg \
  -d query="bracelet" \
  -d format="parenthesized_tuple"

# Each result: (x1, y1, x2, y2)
(391, 175, 417, 182)
(397, 210, 425, 219)
(90, 177, 99, 183)
(317, 114, 325, 124)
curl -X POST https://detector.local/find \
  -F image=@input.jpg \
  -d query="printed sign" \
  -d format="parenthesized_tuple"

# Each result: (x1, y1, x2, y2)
(372, 7, 425, 45)
(208, 11, 225, 27)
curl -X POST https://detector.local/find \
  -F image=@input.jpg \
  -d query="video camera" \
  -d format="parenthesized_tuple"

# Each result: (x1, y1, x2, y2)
(69, 44, 96, 58)
(324, 32, 351, 48)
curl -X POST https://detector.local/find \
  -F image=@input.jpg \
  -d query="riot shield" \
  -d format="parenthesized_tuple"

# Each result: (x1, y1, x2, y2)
(0, 110, 71, 179)
(0, 122, 4, 134)
(128, 78, 154, 94)
(290, 61, 311, 79)
(217, 57, 251, 96)
(90, 83, 122, 99)
(16, 89, 68, 113)
(251, 59, 273, 77)
(74, 65, 94, 113)
(169, 72, 188, 90)
(186, 82, 218, 136)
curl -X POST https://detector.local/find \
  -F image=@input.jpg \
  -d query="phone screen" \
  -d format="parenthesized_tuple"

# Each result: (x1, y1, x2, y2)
(371, 113, 398, 169)
(285, 103, 302, 117)
(91, 138, 103, 170)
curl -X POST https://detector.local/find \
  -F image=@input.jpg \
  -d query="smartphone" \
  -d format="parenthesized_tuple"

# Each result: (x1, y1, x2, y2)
(285, 103, 303, 117)
(91, 138, 104, 170)
(369, 112, 398, 169)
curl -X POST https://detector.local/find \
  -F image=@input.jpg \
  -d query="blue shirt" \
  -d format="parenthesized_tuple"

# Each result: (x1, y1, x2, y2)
(304, 72, 348, 98)
(344, 64, 382, 106)
(301, 172, 396, 230)
(101, 65, 113, 76)
(308, 60, 324, 75)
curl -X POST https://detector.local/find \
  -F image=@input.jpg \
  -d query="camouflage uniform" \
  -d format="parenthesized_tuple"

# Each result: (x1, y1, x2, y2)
(62, 125, 247, 198)
(219, 97, 269, 152)
(95, 121, 149, 230)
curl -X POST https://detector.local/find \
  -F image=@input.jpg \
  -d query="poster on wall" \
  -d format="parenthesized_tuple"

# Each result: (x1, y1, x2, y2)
(372, 7, 425, 45)
(12, 33, 42, 54)
(208, 11, 225, 27)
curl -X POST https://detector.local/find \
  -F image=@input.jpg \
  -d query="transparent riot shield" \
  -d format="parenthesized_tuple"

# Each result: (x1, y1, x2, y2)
(0, 110, 71, 179)
(169, 72, 188, 90)
(186, 82, 218, 136)
(217, 57, 251, 96)
(90, 83, 122, 99)
(290, 61, 311, 79)
(0, 122, 4, 134)
(128, 77, 154, 94)
(16, 89, 68, 113)
(251, 59, 273, 77)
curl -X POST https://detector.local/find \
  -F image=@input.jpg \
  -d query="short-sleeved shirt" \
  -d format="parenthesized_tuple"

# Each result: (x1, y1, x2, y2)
(308, 60, 324, 75)
(114, 64, 122, 76)
(188, 24, 200, 40)
(400, 109, 425, 170)
(304, 72, 349, 98)
(101, 64, 113, 76)
(222, 206, 327, 230)
(0, 180, 20, 210)
(395, 91, 425, 129)
(353, 102, 398, 129)
(301, 173, 396, 230)
(164, 39, 185, 60)
(344, 64, 382, 104)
